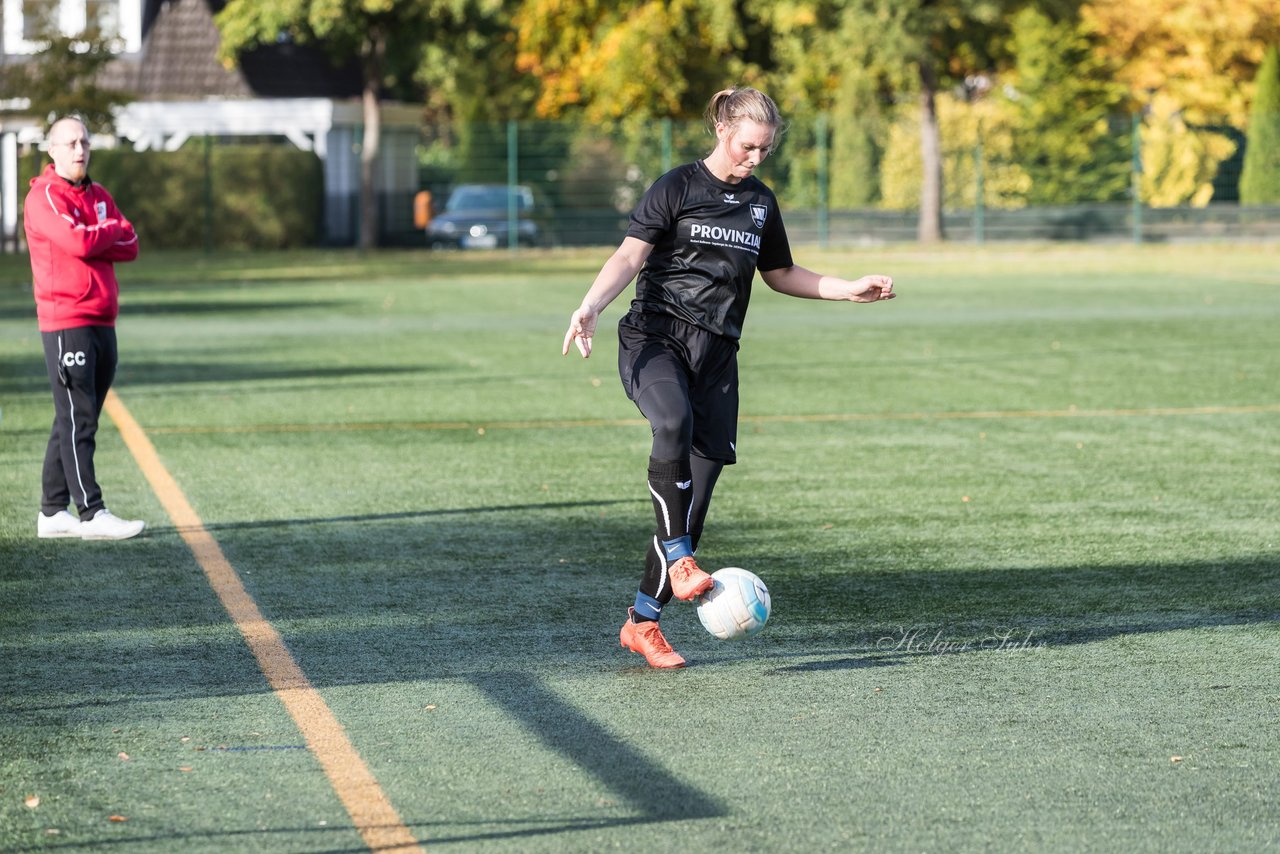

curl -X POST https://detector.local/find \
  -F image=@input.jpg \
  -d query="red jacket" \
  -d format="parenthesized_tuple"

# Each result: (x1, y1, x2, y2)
(25, 164, 139, 332)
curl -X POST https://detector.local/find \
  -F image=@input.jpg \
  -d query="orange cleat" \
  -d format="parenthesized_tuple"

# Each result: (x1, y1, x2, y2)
(620, 608, 686, 668)
(668, 555, 714, 601)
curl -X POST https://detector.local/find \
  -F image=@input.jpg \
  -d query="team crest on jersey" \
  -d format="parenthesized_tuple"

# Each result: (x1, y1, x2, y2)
(750, 204, 767, 228)
(96, 201, 107, 220)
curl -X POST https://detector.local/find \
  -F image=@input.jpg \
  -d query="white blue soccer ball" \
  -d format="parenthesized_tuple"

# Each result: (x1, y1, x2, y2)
(696, 567, 771, 640)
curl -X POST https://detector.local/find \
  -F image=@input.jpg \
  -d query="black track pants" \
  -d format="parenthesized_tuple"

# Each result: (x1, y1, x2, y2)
(41, 326, 117, 520)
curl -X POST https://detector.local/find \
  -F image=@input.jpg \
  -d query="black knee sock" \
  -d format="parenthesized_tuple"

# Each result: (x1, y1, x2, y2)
(647, 457, 693, 553)
(688, 455, 724, 552)
(634, 457, 716, 623)
(633, 539, 668, 622)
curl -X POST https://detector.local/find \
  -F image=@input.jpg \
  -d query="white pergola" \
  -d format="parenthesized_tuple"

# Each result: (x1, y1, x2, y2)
(0, 118, 43, 253)
(115, 98, 422, 245)
(1, 98, 421, 250)
(115, 97, 360, 153)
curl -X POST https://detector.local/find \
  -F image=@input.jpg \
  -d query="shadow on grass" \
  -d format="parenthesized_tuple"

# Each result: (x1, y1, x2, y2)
(765, 556, 1280, 655)
(121, 299, 351, 316)
(0, 355, 49, 395)
(472, 671, 727, 820)
(0, 354, 433, 397)
(111, 363, 604, 399)
(0, 305, 36, 323)
(193, 499, 642, 533)
(0, 289, 350, 324)
(112, 360, 433, 388)
(5, 508, 1276, 698)
(2, 505, 1276, 846)
(6, 666, 723, 852)
(768, 656, 903, 673)
(5, 816, 684, 853)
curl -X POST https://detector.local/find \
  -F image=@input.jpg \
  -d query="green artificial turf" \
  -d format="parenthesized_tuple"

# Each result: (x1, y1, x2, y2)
(1, 244, 1277, 852)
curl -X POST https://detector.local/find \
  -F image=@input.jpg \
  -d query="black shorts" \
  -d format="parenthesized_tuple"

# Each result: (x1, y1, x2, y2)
(617, 310, 739, 464)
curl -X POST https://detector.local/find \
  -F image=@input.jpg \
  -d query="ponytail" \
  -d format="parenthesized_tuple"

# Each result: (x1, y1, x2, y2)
(704, 87, 784, 136)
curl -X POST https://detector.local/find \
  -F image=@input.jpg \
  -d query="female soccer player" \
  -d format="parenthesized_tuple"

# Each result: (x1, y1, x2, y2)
(562, 87, 895, 668)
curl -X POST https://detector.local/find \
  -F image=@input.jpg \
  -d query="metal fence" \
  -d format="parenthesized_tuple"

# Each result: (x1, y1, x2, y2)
(399, 113, 1277, 248)
(4, 110, 1274, 252)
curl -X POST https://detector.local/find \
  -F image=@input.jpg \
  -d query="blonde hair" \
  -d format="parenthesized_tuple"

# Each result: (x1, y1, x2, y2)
(704, 87, 784, 137)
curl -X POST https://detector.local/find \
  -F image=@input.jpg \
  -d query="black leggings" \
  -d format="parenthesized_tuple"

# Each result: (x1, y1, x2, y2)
(637, 380, 727, 548)
(636, 381, 726, 600)
(637, 380, 691, 461)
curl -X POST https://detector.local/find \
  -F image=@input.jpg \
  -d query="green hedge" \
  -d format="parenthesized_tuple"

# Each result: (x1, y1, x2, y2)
(89, 143, 323, 250)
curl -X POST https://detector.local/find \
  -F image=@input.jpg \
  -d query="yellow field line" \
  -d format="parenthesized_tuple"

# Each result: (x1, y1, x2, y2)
(142, 402, 1280, 436)
(103, 389, 424, 854)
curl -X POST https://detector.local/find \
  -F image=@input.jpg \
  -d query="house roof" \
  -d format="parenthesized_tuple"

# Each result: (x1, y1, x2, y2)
(102, 0, 362, 101)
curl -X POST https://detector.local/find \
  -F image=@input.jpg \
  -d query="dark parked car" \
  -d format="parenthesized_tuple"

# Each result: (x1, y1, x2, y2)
(426, 184, 550, 249)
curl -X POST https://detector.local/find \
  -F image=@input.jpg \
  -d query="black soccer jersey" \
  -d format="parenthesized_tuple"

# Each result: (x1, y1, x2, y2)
(625, 160, 793, 341)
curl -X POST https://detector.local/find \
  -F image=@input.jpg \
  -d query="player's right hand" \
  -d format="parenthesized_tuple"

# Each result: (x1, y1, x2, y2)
(562, 306, 597, 358)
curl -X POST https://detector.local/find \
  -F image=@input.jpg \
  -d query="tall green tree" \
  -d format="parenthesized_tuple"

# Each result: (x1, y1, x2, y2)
(215, 0, 497, 249)
(1083, 0, 1280, 128)
(1240, 46, 1280, 204)
(757, 0, 1076, 242)
(1138, 92, 1237, 207)
(510, 0, 775, 211)
(760, 6, 889, 208)
(417, 1, 534, 121)
(1005, 6, 1130, 205)
(514, 0, 1047, 240)
(415, 1, 545, 182)
(879, 92, 1031, 211)
(513, 0, 768, 123)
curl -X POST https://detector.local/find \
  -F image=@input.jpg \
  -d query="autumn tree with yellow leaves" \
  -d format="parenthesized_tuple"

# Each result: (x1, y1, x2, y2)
(203, 0, 1280, 234)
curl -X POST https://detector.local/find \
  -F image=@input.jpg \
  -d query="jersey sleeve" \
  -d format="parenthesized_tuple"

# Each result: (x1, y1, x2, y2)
(625, 169, 684, 245)
(755, 199, 793, 272)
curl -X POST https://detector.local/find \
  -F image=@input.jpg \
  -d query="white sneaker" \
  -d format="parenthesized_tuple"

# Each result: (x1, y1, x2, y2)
(79, 509, 146, 541)
(37, 510, 82, 539)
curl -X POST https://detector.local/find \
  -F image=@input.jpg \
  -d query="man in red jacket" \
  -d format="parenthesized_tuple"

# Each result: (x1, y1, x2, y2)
(26, 115, 145, 540)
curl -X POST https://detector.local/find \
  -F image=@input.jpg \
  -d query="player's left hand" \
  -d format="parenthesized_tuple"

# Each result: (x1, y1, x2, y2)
(846, 274, 894, 302)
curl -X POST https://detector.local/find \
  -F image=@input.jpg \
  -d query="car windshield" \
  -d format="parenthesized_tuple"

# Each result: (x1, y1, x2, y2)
(446, 185, 533, 212)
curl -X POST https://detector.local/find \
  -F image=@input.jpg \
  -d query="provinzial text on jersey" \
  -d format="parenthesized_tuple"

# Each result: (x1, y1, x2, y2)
(689, 223, 761, 251)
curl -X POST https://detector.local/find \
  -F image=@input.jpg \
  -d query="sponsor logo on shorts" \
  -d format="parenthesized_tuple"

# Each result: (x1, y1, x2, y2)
(62, 351, 86, 367)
